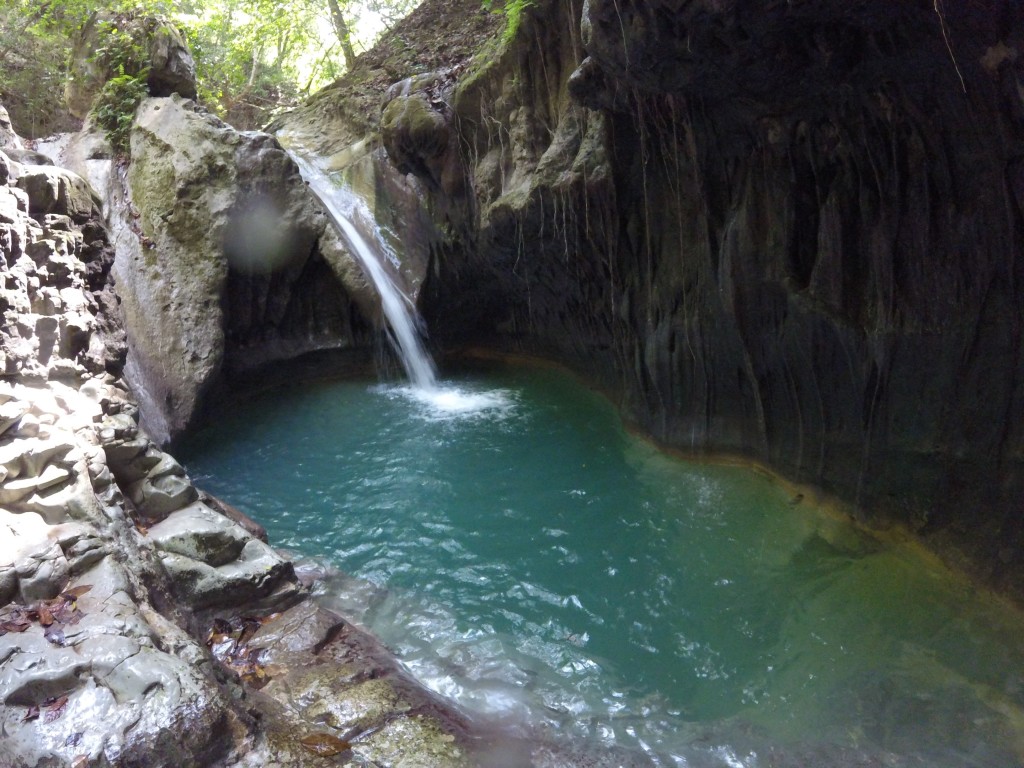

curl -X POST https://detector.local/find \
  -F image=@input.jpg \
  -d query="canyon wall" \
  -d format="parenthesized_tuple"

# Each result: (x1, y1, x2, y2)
(378, 0, 1024, 595)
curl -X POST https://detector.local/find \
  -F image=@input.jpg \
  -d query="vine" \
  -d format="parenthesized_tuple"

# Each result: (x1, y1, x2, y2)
(89, 15, 152, 155)
(93, 71, 149, 154)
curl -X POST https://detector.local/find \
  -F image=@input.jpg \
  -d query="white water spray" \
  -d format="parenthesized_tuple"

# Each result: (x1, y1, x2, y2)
(289, 151, 438, 390)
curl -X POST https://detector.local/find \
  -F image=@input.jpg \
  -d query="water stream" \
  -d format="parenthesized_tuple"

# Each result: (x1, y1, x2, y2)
(181, 363, 1024, 768)
(288, 149, 438, 390)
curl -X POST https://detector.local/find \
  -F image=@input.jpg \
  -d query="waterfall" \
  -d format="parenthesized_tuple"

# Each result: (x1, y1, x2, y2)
(288, 151, 438, 391)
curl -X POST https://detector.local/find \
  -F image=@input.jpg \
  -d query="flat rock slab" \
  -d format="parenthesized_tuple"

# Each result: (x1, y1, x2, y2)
(147, 500, 250, 566)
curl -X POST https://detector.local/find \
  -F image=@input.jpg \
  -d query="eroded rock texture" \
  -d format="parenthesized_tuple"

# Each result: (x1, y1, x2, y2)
(54, 95, 378, 444)
(378, 0, 1024, 595)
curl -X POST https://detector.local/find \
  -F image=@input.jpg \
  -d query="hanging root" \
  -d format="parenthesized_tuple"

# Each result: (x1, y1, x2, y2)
(933, 0, 967, 95)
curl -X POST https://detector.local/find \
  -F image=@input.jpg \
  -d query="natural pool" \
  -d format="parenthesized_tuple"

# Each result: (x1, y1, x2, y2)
(180, 362, 1024, 767)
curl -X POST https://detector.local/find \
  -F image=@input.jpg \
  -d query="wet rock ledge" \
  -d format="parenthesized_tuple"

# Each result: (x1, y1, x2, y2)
(0, 107, 476, 767)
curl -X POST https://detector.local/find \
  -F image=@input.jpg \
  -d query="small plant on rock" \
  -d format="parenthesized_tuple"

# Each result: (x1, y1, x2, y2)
(88, 13, 153, 155)
(93, 71, 149, 155)
(482, 0, 534, 47)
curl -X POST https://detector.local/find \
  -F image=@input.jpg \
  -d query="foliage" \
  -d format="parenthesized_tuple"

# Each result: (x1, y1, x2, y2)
(0, 3, 77, 137)
(93, 72, 150, 153)
(178, 0, 332, 128)
(481, 0, 533, 47)
(0, 0, 421, 137)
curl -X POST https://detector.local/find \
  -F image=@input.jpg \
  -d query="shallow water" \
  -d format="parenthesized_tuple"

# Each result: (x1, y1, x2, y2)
(180, 363, 1024, 767)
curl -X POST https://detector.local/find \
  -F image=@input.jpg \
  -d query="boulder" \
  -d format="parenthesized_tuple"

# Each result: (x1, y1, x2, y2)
(65, 13, 197, 120)
(147, 22, 198, 101)
(157, 538, 299, 612)
(115, 95, 374, 443)
(146, 501, 250, 566)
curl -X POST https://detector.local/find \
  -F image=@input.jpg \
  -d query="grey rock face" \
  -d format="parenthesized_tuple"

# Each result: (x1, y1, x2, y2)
(101, 95, 374, 444)
(0, 380, 237, 768)
(0, 148, 123, 383)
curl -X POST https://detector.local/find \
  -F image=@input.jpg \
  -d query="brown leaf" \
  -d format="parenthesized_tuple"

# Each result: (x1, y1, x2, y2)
(236, 617, 260, 647)
(23, 705, 39, 722)
(240, 670, 270, 690)
(43, 695, 68, 723)
(38, 605, 54, 626)
(1, 619, 31, 633)
(299, 732, 351, 757)
(72, 757, 89, 768)
(61, 585, 93, 600)
(207, 618, 232, 646)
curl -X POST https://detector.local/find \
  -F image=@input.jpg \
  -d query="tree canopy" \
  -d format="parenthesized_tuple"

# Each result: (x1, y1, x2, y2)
(0, 0, 419, 137)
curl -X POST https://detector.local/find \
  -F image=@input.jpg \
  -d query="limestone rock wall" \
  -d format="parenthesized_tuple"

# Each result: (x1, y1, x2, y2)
(90, 95, 376, 444)
(382, 0, 1024, 596)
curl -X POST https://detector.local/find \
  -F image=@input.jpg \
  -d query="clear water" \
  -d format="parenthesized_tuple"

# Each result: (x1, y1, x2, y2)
(180, 363, 1024, 767)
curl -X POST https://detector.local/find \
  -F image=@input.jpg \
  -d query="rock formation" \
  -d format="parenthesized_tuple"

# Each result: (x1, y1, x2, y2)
(117, 95, 378, 443)
(45, 94, 381, 445)
(65, 12, 198, 121)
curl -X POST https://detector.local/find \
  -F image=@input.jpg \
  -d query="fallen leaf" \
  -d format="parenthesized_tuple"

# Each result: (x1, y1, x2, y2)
(1, 619, 31, 633)
(23, 705, 39, 722)
(212, 618, 233, 636)
(299, 732, 351, 757)
(43, 696, 68, 723)
(44, 625, 66, 646)
(38, 605, 54, 626)
(72, 757, 89, 768)
(236, 617, 260, 646)
(65, 732, 83, 747)
(240, 670, 270, 690)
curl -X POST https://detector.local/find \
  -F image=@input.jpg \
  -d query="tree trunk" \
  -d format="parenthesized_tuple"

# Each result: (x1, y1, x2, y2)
(326, 0, 357, 69)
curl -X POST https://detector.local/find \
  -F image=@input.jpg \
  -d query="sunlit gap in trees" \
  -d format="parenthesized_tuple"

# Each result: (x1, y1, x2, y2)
(177, 0, 419, 97)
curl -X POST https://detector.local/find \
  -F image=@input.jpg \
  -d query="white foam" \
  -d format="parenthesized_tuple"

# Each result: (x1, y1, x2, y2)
(378, 383, 517, 420)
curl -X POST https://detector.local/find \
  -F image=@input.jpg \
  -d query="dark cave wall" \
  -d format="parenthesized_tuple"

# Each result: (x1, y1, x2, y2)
(407, 0, 1024, 592)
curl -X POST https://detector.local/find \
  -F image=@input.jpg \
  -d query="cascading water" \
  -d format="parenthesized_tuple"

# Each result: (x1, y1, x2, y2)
(288, 149, 438, 391)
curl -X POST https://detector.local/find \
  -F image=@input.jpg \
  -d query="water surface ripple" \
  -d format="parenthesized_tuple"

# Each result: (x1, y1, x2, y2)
(181, 365, 1024, 767)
